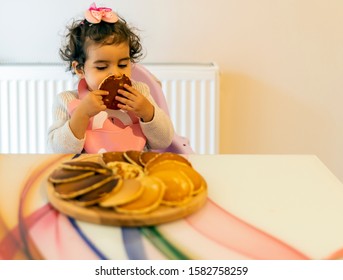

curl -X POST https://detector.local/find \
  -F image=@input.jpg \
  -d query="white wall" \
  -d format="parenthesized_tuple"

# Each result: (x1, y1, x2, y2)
(1, 0, 343, 182)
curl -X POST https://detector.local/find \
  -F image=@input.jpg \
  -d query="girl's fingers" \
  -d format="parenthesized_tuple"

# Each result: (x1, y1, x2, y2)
(117, 103, 131, 111)
(123, 84, 134, 92)
(121, 84, 139, 96)
(92, 90, 109, 96)
(117, 89, 131, 98)
(116, 95, 133, 107)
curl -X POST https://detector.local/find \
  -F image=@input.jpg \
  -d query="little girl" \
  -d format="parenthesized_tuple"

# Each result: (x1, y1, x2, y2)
(47, 3, 174, 154)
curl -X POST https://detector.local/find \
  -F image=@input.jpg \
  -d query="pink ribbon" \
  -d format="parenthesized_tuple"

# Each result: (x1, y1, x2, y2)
(85, 2, 118, 24)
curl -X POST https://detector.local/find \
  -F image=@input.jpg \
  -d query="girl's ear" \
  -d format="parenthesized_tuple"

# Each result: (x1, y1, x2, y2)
(72, 61, 85, 78)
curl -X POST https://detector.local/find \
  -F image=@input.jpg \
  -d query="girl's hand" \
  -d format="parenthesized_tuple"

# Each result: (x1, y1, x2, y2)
(116, 84, 154, 122)
(78, 90, 109, 118)
(69, 90, 108, 140)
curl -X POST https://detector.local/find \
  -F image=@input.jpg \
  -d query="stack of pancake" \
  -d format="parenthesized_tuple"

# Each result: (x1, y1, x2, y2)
(48, 151, 207, 215)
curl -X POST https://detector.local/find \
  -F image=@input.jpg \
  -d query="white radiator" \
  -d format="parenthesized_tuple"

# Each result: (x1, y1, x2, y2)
(0, 63, 219, 154)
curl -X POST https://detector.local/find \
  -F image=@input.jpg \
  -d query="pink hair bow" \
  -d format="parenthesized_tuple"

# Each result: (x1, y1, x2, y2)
(85, 2, 118, 24)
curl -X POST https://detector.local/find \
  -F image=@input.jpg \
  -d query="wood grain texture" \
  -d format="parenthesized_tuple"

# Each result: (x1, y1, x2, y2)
(47, 183, 207, 227)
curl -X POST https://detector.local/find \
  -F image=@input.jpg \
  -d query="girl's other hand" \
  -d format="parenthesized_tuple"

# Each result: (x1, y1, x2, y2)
(116, 84, 154, 122)
(69, 90, 108, 140)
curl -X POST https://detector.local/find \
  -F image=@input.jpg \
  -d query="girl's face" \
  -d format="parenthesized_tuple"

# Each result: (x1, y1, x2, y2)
(74, 41, 132, 91)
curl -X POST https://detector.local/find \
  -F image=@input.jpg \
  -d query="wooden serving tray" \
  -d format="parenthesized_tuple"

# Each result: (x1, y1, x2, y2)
(47, 184, 207, 227)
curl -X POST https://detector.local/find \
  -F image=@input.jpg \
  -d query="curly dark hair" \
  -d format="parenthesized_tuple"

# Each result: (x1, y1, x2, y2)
(60, 17, 143, 74)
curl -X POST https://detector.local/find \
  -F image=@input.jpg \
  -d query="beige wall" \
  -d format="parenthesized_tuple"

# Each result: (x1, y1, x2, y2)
(1, 0, 343, 182)
(138, 0, 343, 182)
(125, 0, 343, 182)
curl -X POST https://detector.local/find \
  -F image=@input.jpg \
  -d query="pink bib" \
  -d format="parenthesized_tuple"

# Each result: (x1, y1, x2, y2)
(68, 79, 146, 153)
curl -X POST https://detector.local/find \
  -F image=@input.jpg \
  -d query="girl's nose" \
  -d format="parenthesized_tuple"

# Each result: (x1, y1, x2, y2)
(110, 68, 123, 78)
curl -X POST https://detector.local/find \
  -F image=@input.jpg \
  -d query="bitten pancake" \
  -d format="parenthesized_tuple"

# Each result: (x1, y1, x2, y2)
(99, 74, 132, 110)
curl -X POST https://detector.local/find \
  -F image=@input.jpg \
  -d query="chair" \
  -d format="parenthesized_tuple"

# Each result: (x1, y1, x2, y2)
(131, 64, 194, 154)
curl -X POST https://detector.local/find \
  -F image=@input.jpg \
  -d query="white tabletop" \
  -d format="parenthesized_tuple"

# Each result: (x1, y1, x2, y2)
(190, 154, 343, 259)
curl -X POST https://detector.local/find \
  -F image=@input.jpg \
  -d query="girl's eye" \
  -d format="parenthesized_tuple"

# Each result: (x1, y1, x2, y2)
(119, 64, 128, 69)
(96, 66, 107, 70)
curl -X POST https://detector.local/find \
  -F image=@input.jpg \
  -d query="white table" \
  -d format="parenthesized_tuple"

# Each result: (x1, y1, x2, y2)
(1, 154, 342, 260)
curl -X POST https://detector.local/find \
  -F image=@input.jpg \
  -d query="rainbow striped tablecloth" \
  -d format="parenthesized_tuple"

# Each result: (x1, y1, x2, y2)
(1, 154, 343, 260)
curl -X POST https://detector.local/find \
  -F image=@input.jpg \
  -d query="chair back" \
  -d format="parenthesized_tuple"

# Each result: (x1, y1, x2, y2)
(132, 64, 194, 154)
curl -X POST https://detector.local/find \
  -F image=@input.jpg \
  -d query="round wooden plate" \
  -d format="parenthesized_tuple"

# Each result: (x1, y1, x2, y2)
(46, 154, 208, 227)
(47, 184, 207, 227)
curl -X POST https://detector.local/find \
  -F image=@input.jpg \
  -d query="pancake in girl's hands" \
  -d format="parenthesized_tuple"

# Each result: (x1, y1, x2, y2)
(99, 74, 132, 110)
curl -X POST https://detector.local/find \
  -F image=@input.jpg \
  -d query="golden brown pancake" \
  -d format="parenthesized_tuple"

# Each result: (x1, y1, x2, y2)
(124, 150, 143, 166)
(139, 151, 160, 166)
(102, 151, 126, 164)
